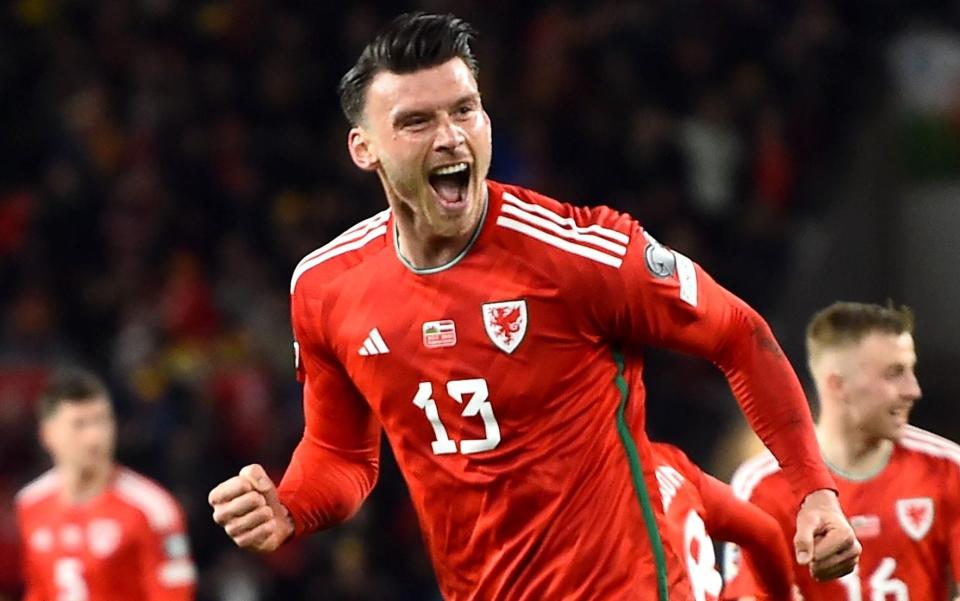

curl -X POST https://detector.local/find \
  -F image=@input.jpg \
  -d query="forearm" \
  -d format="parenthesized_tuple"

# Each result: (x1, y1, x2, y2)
(739, 529, 793, 599)
(715, 299, 834, 502)
(702, 477, 793, 600)
(277, 436, 380, 536)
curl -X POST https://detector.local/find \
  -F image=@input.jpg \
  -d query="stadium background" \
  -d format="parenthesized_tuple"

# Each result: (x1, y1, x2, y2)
(1, 1, 959, 599)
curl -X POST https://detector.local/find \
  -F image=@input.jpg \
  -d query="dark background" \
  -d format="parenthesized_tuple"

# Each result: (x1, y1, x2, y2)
(2, 1, 959, 599)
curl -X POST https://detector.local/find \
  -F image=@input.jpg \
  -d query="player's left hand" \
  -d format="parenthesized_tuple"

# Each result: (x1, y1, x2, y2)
(794, 489, 861, 581)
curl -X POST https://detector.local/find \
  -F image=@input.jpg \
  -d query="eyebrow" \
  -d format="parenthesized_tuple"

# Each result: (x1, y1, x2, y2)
(392, 93, 481, 126)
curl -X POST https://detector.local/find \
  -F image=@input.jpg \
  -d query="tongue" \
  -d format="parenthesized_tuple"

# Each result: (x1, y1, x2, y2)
(433, 177, 463, 203)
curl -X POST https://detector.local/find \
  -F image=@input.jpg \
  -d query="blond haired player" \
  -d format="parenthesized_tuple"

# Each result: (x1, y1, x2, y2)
(724, 302, 960, 601)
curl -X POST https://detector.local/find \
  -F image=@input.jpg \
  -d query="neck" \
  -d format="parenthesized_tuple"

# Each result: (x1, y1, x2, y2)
(817, 415, 892, 479)
(393, 189, 487, 270)
(396, 217, 473, 268)
(59, 463, 113, 504)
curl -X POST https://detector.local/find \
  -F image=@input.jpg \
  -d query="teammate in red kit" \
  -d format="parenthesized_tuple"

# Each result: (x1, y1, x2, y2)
(723, 302, 960, 601)
(16, 368, 196, 601)
(652, 443, 795, 601)
(208, 12, 859, 600)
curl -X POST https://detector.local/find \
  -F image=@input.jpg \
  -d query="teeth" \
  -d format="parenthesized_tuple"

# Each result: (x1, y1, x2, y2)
(432, 163, 468, 176)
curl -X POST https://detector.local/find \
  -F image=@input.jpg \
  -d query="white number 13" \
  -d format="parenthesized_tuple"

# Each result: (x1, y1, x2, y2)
(412, 378, 501, 455)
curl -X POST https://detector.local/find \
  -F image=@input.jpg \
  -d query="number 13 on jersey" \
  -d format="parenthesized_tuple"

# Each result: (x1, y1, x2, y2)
(412, 378, 501, 455)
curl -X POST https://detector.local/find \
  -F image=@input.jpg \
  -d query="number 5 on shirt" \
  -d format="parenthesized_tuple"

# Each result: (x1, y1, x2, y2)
(412, 378, 501, 455)
(54, 558, 89, 601)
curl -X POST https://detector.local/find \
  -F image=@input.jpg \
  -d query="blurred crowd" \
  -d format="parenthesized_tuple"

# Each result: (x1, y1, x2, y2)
(0, 1, 942, 599)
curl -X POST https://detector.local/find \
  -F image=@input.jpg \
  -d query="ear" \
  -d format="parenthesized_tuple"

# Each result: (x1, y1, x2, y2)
(825, 372, 846, 402)
(39, 420, 54, 455)
(347, 127, 380, 172)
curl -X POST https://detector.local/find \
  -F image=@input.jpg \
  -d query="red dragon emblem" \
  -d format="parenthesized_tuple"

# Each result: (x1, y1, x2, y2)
(482, 300, 528, 354)
(896, 497, 934, 541)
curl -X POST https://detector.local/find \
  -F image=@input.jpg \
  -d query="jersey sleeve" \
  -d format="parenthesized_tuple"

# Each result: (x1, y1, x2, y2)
(586, 213, 834, 505)
(720, 475, 795, 600)
(696, 474, 794, 601)
(138, 504, 196, 601)
(15, 503, 45, 601)
(277, 288, 382, 536)
(721, 541, 760, 601)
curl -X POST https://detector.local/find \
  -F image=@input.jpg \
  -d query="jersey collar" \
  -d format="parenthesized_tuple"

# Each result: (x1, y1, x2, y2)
(822, 443, 896, 482)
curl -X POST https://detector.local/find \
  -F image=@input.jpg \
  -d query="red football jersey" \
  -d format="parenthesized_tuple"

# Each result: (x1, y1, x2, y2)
(723, 425, 960, 601)
(279, 180, 834, 601)
(16, 467, 195, 601)
(653, 443, 794, 601)
(654, 443, 726, 601)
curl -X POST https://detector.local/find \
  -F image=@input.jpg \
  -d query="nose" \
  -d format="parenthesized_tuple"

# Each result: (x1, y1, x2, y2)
(433, 112, 465, 152)
(903, 372, 922, 401)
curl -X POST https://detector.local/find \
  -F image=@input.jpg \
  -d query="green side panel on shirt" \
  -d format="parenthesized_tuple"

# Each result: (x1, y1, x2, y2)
(613, 349, 670, 601)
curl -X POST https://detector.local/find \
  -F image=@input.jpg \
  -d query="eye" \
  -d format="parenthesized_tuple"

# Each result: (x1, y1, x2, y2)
(455, 104, 477, 118)
(884, 365, 905, 379)
(400, 115, 430, 130)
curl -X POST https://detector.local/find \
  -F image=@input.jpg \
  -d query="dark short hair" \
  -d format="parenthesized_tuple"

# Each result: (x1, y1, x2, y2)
(338, 12, 479, 125)
(806, 301, 915, 366)
(37, 367, 111, 421)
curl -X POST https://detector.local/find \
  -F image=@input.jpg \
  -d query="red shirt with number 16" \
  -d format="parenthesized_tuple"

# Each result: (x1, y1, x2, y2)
(723, 426, 960, 601)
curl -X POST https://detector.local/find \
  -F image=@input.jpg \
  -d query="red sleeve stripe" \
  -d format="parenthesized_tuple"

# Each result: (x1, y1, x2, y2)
(290, 210, 390, 293)
(730, 452, 780, 500)
(900, 426, 960, 468)
(15, 469, 58, 506)
(114, 470, 180, 531)
(502, 192, 630, 244)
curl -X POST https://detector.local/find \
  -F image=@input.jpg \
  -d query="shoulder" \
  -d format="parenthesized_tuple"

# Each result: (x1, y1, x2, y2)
(112, 468, 184, 532)
(290, 208, 392, 296)
(490, 181, 636, 270)
(730, 451, 783, 501)
(897, 425, 960, 472)
(652, 443, 687, 481)
(652, 442, 700, 481)
(651, 441, 681, 464)
(15, 469, 59, 510)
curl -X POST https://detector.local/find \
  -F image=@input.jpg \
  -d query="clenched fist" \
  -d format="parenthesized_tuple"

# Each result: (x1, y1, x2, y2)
(208, 464, 294, 552)
(794, 489, 861, 581)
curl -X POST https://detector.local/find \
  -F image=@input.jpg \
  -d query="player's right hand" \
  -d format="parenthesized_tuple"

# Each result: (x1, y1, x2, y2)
(794, 489, 861, 581)
(208, 464, 294, 552)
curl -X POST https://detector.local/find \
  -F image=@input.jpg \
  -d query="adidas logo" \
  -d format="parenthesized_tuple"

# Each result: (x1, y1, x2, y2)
(358, 328, 390, 356)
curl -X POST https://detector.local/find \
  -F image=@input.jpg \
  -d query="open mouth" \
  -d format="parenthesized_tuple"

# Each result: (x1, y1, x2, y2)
(428, 162, 471, 209)
(889, 405, 911, 422)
